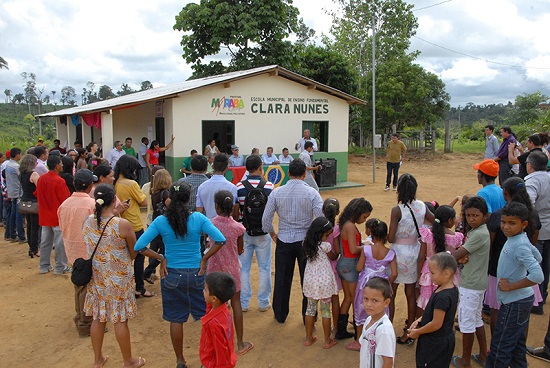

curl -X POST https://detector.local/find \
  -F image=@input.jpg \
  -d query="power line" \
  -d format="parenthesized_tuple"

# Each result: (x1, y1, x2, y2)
(413, 35, 550, 70)
(413, 0, 453, 12)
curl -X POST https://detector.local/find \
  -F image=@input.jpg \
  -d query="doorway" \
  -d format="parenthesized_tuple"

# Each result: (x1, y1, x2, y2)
(202, 120, 235, 154)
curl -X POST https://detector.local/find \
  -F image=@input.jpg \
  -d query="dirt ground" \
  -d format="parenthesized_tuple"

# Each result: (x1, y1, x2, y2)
(1, 152, 549, 367)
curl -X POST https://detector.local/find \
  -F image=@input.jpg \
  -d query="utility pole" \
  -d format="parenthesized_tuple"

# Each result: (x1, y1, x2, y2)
(372, 11, 377, 183)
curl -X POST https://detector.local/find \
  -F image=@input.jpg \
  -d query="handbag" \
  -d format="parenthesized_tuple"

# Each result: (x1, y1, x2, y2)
(404, 202, 421, 238)
(71, 216, 115, 286)
(17, 199, 38, 215)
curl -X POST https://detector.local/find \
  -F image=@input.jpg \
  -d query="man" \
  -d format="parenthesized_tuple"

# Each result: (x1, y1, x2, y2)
(4, 148, 25, 242)
(0, 151, 4, 226)
(295, 129, 318, 154)
(33, 145, 48, 176)
(122, 137, 136, 157)
(196, 154, 238, 219)
(57, 169, 97, 336)
(106, 140, 126, 168)
(493, 126, 516, 185)
(228, 145, 244, 167)
(278, 147, 292, 164)
(484, 125, 499, 159)
(385, 133, 406, 191)
(262, 159, 323, 323)
(261, 147, 280, 165)
(137, 137, 149, 188)
(474, 158, 505, 213)
(176, 154, 209, 212)
(525, 151, 550, 314)
(181, 149, 198, 175)
(236, 155, 274, 312)
(36, 137, 45, 147)
(508, 133, 545, 179)
(74, 140, 83, 150)
(36, 155, 71, 274)
(53, 139, 67, 155)
(298, 141, 320, 191)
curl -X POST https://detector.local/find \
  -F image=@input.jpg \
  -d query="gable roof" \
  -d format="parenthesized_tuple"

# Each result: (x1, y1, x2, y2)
(38, 65, 365, 117)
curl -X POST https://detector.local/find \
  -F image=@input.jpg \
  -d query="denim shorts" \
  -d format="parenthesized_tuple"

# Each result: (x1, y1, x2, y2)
(337, 256, 359, 283)
(161, 268, 206, 323)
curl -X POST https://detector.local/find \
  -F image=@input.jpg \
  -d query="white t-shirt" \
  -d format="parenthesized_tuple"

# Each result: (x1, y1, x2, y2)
(359, 314, 395, 368)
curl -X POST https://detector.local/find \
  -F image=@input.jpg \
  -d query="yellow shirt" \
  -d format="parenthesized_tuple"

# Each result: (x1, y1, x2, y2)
(115, 176, 146, 232)
(387, 140, 406, 163)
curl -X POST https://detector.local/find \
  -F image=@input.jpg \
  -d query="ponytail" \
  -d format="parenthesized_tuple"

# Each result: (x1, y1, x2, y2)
(93, 183, 116, 228)
(432, 205, 456, 253)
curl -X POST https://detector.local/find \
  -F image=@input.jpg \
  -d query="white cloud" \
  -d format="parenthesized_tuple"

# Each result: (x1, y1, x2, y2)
(440, 59, 500, 86)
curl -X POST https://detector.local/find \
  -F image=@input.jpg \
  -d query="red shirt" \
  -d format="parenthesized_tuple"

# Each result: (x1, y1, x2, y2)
(147, 148, 160, 165)
(35, 170, 71, 226)
(200, 303, 237, 368)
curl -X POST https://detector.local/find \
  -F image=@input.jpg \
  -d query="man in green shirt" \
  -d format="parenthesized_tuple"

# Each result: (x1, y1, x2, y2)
(123, 137, 136, 157)
(385, 133, 407, 191)
(181, 149, 198, 176)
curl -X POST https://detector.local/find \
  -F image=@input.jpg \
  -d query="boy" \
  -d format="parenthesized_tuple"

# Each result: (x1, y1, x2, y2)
(200, 272, 238, 368)
(452, 196, 490, 368)
(359, 277, 395, 368)
(486, 202, 543, 367)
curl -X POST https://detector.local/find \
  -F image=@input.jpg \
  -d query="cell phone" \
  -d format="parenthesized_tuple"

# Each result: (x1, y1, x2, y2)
(125, 199, 131, 204)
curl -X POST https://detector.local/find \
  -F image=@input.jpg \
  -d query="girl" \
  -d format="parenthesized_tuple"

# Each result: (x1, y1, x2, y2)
(408, 252, 459, 368)
(322, 198, 345, 339)
(388, 173, 434, 346)
(352, 219, 397, 351)
(75, 147, 88, 171)
(417, 205, 463, 311)
(336, 198, 373, 349)
(302, 217, 338, 349)
(207, 190, 253, 356)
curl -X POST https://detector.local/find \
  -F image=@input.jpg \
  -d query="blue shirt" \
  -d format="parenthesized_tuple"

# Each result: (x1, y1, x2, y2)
(477, 184, 506, 213)
(497, 232, 543, 304)
(229, 154, 244, 167)
(261, 153, 279, 165)
(484, 134, 499, 159)
(134, 212, 225, 269)
(196, 174, 238, 218)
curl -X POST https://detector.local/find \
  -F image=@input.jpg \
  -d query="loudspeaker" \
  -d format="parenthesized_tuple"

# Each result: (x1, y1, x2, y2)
(314, 158, 337, 187)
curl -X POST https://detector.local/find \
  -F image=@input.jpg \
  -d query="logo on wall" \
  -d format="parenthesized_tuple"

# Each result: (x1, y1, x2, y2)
(265, 166, 285, 188)
(211, 96, 245, 116)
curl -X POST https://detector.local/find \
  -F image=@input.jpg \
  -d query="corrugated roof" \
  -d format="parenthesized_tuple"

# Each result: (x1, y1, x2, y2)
(38, 65, 366, 117)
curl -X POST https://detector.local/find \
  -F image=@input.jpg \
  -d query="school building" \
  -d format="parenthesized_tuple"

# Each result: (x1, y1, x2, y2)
(39, 65, 365, 184)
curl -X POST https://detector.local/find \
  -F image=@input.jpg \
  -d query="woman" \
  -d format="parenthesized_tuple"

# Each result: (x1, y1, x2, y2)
(203, 139, 219, 156)
(114, 155, 151, 298)
(135, 182, 225, 368)
(145, 135, 175, 172)
(91, 164, 128, 217)
(60, 155, 76, 193)
(19, 154, 40, 258)
(75, 147, 88, 171)
(143, 168, 172, 284)
(83, 184, 145, 368)
(388, 173, 434, 345)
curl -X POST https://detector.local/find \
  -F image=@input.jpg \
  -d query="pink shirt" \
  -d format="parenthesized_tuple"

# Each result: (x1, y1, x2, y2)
(57, 192, 96, 263)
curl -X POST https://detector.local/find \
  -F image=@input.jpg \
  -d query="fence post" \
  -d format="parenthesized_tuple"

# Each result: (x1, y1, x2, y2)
(445, 120, 452, 153)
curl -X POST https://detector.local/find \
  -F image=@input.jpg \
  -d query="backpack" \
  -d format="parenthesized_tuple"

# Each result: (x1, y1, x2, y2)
(241, 178, 268, 236)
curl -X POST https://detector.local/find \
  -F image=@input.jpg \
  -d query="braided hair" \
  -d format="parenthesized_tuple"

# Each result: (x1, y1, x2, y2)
(396, 173, 418, 204)
(322, 198, 340, 226)
(165, 182, 192, 238)
(431, 205, 456, 254)
(93, 184, 116, 228)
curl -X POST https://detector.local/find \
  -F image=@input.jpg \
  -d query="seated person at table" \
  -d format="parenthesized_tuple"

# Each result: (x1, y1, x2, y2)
(181, 149, 198, 175)
(279, 148, 292, 164)
(206, 153, 215, 177)
(261, 147, 280, 165)
(229, 145, 244, 167)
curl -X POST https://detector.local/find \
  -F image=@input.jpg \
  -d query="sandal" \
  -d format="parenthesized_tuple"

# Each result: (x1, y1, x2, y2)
(135, 290, 155, 298)
(144, 276, 154, 285)
(396, 337, 415, 346)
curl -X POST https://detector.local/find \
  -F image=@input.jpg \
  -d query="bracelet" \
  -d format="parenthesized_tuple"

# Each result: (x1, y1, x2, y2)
(158, 254, 165, 261)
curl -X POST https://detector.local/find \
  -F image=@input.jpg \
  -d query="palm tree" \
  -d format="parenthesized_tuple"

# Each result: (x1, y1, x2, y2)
(0, 56, 8, 70)
(4, 89, 12, 103)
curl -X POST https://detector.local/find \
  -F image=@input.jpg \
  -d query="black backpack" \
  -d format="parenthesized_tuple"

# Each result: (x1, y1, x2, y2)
(241, 178, 268, 236)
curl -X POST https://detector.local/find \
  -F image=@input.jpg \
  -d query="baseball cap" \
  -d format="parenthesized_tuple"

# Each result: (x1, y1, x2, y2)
(74, 169, 98, 189)
(473, 159, 499, 177)
(231, 145, 239, 150)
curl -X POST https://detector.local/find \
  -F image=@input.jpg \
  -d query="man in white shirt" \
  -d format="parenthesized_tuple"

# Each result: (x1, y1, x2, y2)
(295, 129, 318, 155)
(484, 124, 499, 159)
(33, 146, 48, 176)
(106, 140, 126, 169)
(278, 148, 292, 164)
(138, 137, 149, 187)
(261, 147, 280, 165)
(298, 142, 320, 191)
(229, 145, 244, 167)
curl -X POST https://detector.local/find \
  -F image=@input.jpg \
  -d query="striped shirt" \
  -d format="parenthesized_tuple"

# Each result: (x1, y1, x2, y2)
(235, 175, 274, 220)
(262, 179, 323, 243)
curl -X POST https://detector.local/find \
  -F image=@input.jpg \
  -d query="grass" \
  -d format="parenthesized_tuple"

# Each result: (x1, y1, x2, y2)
(349, 139, 484, 156)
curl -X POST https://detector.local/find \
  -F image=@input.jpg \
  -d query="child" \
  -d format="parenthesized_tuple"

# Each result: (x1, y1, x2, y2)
(302, 217, 339, 349)
(417, 205, 463, 311)
(409, 252, 459, 367)
(200, 272, 238, 368)
(486, 202, 543, 367)
(336, 198, 374, 349)
(353, 219, 396, 350)
(449, 194, 473, 238)
(207, 191, 253, 356)
(359, 277, 396, 368)
(451, 196, 490, 368)
(322, 198, 348, 339)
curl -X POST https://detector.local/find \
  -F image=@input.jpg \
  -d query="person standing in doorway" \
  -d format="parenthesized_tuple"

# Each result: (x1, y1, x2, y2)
(296, 129, 318, 155)
(385, 133, 407, 191)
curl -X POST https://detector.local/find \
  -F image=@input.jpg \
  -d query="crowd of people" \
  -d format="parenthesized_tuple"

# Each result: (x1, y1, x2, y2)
(2, 126, 550, 368)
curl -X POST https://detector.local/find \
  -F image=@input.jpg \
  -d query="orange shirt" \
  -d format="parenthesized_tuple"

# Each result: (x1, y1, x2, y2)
(58, 192, 96, 264)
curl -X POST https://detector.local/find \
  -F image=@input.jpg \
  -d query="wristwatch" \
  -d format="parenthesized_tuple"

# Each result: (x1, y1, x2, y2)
(158, 254, 165, 262)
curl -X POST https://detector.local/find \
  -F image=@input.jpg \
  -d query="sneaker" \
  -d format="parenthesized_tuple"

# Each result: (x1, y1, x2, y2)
(384, 185, 390, 191)
(54, 266, 72, 275)
(40, 266, 53, 274)
(18, 238, 27, 243)
(527, 346, 550, 362)
(242, 307, 249, 312)
(531, 305, 544, 315)
(393, 186, 397, 191)
(259, 305, 271, 312)
(9, 238, 18, 243)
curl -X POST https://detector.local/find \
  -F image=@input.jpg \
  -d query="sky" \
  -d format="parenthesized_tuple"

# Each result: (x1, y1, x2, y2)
(1, 0, 549, 107)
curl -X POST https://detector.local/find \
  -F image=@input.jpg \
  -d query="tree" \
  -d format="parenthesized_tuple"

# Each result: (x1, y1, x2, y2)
(117, 83, 135, 96)
(139, 80, 153, 91)
(4, 89, 12, 103)
(82, 81, 99, 104)
(51, 90, 57, 105)
(60, 86, 76, 105)
(98, 85, 115, 100)
(511, 91, 549, 125)
(174, 0, 306, 78)
(0, 56, 8, 70)
(21, 72, 37, 114)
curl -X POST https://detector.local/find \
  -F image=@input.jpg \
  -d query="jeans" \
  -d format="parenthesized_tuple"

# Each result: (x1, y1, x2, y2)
(39, 226, 67, 273)
(498, 160, 513, 186)
(273, 239, 307, 323)
(144, 235, 164, 279)
(5, 199, 25, 240)
(536, 239, 550, 302)
(239, 233, 272, 309)
(161, 267, 206, 323)
(386, 162, 400, 187)
(134, 229, 146, 293)
(486, 295, 533, 368)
